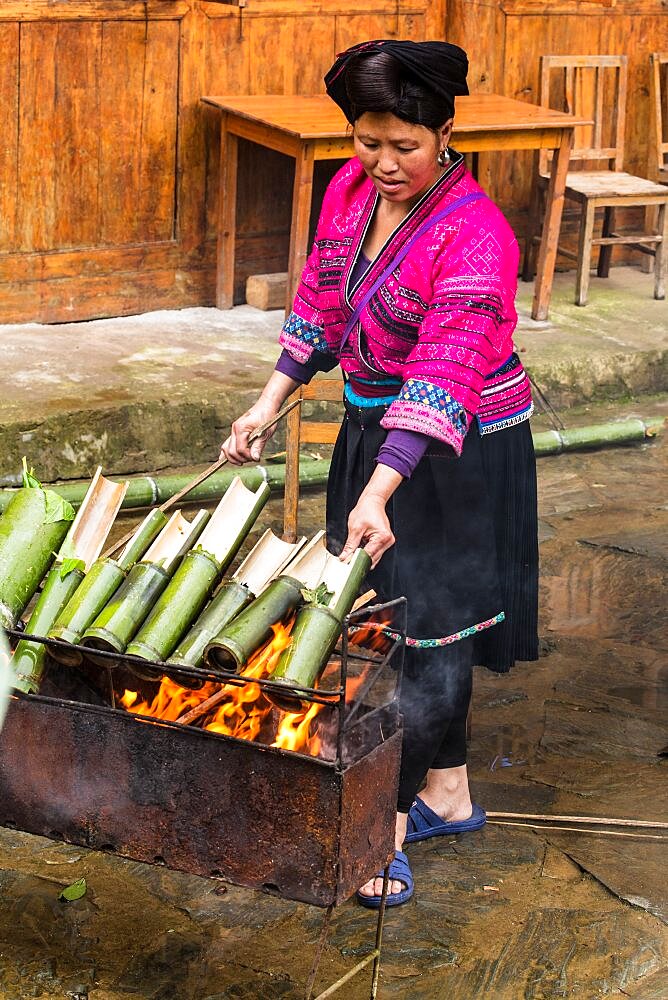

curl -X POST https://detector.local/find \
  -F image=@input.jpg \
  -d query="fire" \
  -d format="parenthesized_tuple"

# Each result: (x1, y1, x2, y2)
(120, 621, 325, 757)
(347, 612, 394, 654)
(273, 702, 322, 755)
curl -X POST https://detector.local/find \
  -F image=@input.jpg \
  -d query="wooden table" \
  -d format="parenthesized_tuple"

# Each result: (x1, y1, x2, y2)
(202, 93, 589, 322)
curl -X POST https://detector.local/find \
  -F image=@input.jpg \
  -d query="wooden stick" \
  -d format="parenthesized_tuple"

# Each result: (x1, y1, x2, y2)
(103, 399, 302, 559)
(487, 820, 666, 841)
(177, 686, 230, 727)
(486, 810, 668, 830)
(351, 589, 376, 613)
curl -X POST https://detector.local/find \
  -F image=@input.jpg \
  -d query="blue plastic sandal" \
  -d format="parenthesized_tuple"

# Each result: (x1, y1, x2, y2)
(356, 850, 414, 909)
(405, 797, 486, 843)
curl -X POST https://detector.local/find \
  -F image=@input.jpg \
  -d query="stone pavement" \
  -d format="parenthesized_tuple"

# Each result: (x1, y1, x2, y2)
(0, 427, 666, 998)
(1, 266, 666, 483)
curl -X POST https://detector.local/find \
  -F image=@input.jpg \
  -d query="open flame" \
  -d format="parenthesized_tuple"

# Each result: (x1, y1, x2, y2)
(120, 621, 324, 757)
(347, 613, 394, 655)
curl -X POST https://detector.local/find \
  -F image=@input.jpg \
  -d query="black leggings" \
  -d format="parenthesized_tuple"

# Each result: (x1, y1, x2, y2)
(397, 638, 474, 813)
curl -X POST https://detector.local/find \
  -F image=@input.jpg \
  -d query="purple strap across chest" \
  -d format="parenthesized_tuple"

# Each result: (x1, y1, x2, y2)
(340, 190, 485, 353)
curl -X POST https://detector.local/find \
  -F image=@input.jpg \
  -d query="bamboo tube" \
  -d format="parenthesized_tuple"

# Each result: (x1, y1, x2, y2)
(49, 559, 126, 662)
(11, 470, 128, 693)
(168, 580, 255, 669)
(125, 549, 220, 663)
(267, 548, 371, 710)
(81, 509, 209, 663)
(48, 509, 168, 663)
(0, 485, 74, 629)
(168, 529, 305, 669)
(125, 479, 270, 664)
(204, 532, 328, 671)
(11, 567, 85, 693)
(116, 509, 170, 571)
(205, 575, 304, 672)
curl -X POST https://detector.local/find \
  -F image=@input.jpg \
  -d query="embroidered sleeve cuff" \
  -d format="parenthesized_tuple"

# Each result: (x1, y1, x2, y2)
(279, 311, 330, 365)
(380, 378, 469, 457)
(376, 430, 430, 479)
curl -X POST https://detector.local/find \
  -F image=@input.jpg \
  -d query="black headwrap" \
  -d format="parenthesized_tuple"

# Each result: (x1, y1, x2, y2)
(325, 39, 469, 125)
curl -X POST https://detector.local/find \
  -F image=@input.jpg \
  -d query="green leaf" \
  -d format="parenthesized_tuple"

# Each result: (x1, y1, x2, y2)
(43, 490, 75, 525)
(300, 582, 334, 607)
(21, 457, 42, 490)
(60, 877, 87, 902)
(59, 557, 86, 580)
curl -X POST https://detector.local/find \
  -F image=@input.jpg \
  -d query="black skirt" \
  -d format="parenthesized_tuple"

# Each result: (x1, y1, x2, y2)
(326, 400, 538, 673)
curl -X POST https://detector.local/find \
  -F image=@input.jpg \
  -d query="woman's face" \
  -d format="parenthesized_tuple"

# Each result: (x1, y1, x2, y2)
(353, 112, 453, 206)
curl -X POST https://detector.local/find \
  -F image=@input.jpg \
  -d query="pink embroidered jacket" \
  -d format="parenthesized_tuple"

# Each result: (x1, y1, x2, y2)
(279, 153, 533, 456)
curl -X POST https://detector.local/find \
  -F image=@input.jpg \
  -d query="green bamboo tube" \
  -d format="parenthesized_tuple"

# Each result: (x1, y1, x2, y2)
(81, 561, 171, 662)
(48, 559, 126, 664)
(116, 509, 169, 570)
(48, 509, 169, 665)
(0, 421, 663, 516)
(267, 549, 371, 709)
(266, 604, 341, 712)
(532, 419, 651, 456)
(167, 580, 254, 668)
(204, 575, 304, 672)
(0, 488, 73, 629)
(126, 549, 220, 664)
(11, 565, 85, 693)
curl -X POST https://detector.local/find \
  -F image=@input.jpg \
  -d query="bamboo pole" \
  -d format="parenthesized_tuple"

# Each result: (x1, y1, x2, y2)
(0, 459, 329, 516)
(0, 415, 660, 519)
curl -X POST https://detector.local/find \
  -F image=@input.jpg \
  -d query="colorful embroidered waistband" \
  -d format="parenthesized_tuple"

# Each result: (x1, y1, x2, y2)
(384, 611, 505, 648)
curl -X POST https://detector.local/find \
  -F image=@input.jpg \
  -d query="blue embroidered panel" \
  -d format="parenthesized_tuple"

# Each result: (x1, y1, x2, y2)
(282, 312, 329, 353)
(398, 378, 468, 431)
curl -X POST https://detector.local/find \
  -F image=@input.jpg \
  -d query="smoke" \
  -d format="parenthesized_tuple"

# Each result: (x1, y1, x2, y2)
(0, 627, 11, 731)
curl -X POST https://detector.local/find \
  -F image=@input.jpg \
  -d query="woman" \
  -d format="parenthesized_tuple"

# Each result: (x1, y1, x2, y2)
(222, 39, 538, 908)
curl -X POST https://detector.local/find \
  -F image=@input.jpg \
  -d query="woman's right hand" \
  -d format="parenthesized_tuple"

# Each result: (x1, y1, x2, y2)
(220, 372, 299, 465)
(220, 400, 280, 465)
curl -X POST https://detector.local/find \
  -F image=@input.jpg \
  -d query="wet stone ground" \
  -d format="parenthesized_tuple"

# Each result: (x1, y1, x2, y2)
(0, 422, 667, 999)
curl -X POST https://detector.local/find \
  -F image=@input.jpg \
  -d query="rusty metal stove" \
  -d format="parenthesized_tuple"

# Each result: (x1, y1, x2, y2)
(0, 598, 406, 999)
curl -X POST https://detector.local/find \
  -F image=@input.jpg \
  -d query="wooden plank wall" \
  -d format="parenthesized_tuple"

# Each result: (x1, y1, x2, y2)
(446, 0, 668, 247)
(0, 0, 445, 323)
(3, 0, 664, 322)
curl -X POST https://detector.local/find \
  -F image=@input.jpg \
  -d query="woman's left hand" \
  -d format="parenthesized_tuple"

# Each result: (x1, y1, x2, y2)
(340, 494, 395, 569)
